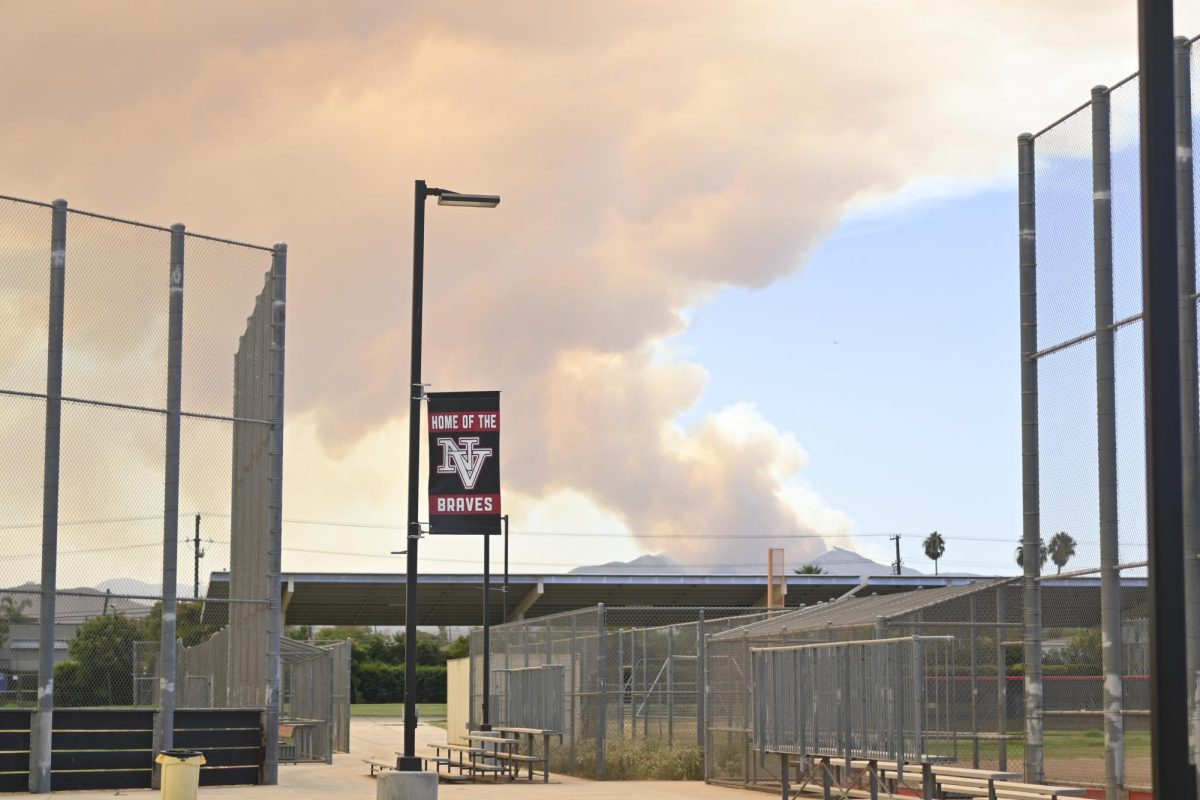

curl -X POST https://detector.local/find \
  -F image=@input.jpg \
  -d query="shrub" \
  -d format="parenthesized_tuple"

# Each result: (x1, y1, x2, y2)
(352, 661, 447, 703)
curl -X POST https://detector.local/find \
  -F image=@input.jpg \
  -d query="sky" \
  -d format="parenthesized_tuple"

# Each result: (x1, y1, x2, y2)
(1, 2, 1198, 589)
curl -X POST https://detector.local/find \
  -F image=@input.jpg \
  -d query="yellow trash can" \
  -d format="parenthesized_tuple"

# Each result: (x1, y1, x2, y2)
(156, 749, 206, 799)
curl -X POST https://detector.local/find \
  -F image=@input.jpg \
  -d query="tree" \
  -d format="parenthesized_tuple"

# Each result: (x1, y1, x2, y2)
(61, 613, 143, 705)
(923, 531, 946, 576)
(139, 600, 218, 647)
(793, 565, 825, 575)
(1015, 538, 1048, 571)
(0, 596, 31, 648)
(1047, 531, 1077, 575)
(445, 635, 470, 660)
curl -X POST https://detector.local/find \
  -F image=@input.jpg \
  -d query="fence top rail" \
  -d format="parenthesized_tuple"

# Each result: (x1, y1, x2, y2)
(0, 193, 276, 252)
(1030, 32, 1199, 139)
(751, 634, 955, 654)
(493, 665, 564, 674)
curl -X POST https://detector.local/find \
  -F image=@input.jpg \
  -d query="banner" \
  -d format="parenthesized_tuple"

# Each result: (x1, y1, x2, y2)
(426, 391, 501, 535)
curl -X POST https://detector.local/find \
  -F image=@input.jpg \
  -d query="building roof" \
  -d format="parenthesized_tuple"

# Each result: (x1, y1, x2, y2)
(202, 571, 989, 627)
(710, 579, 1010, 641)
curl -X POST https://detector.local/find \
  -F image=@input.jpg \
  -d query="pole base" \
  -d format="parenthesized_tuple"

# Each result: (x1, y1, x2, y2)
(396, 756, 425, 772)
(477, 723, 492, 732)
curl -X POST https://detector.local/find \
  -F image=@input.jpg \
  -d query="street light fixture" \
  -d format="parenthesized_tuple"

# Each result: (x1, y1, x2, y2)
(398, 179, 500, 772)
(437, 191, 501, 208)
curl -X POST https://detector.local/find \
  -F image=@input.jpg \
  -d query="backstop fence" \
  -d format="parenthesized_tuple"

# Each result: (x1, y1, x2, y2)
(1020, 34, 1198, 798)
(0, 194, 286, 791)
(468, 605, 776, 780)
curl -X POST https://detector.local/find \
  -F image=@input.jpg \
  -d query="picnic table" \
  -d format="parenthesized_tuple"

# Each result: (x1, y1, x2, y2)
(478, 726, 563, 783)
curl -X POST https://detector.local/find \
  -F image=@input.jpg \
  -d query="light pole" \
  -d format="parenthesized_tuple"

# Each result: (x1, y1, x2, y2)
(399, 180, 500, 772)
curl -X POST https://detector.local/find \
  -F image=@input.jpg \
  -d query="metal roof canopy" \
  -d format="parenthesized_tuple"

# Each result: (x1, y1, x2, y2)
(710, 576, 1149, 641)
(202, 571, 988, 627)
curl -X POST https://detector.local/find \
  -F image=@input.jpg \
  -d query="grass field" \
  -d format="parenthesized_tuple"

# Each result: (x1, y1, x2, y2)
(350, 702, 446, 719)
(960, 730, 1151, 761)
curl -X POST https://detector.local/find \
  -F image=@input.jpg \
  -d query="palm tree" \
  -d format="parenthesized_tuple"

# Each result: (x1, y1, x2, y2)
(923, 531, 946, 575)
(793, 565, 825, 575)
(1047, 531, 1077, 575)
(1015, 538, 1048, 571)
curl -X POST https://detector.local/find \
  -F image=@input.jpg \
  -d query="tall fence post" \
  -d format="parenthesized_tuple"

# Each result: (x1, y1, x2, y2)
(996, 584, 1008, 772)
(1175, 35, 1200, 785)
(666, 626, 674, 746)
(30, 199, 67, 794)
(1093, 84, 1126, 800)
(969, 595, 979, 769)
(570, 613, 577, 767)
(1018, 130, 1044, 783)
(155, 223, 186, 779)
(697, 609, 707, 753)
(596, 604, 607, 780)
(264, 243, 287, 785)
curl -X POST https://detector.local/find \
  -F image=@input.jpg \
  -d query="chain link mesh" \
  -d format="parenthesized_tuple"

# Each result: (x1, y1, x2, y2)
(0, 194, 296, 782)
(1027, 39, 1198, 796)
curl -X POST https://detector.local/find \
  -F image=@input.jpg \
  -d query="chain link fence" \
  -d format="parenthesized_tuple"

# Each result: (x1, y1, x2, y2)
(469, 605, 775, 780)
(1022, 34, 1200, 798)
(0, 193, 286, 790)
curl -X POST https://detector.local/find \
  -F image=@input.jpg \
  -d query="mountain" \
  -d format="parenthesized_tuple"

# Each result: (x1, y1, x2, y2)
(802, 546, 923, 577)
(568, 554, 690, 575)
(568, 548, 920, 576)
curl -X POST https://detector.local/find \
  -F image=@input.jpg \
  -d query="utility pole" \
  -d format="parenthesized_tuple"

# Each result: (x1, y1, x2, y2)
(890, 534, 902, 576)
(193, 514, 204, 600)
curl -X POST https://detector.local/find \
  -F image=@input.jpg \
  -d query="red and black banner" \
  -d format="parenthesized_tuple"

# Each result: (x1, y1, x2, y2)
(427, 390, 501, 535)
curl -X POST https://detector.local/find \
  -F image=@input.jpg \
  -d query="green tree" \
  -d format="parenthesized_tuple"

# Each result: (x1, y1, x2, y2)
(61, 613, 143, 706)
(445, 635, 470, 660)
(138, 600, 218, 647)
(793, 565, 825, 575)
(1015, 538, 1048, 571)
(923, 531, 946, 575)
(1047, 531, 1077, 575)
(1059, 628, 1102, 669)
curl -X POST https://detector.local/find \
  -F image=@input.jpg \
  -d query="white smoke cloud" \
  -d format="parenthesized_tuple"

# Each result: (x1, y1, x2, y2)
(1, 2, 1195, 577)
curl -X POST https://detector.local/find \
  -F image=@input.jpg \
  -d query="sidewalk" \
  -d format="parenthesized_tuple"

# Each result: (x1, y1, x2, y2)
(34, 718, 754, 800)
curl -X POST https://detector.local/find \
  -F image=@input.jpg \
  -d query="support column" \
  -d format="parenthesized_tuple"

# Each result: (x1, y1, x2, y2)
(1175, 35, 1200, 785)
(155, 225, 185, 781)
(264, 243, 287, 784)
(1094, 85, 1125, 800)
(30, 199, 67, 794)
(1018, 131, 1044, 783)
(997, 584, 1008, 772)
(596, 604, 607, 779)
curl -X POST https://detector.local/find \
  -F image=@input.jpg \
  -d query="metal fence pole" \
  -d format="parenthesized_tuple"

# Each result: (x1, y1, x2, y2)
(1093, 84, 1126, 800)
(264, 242, 287, 785)
(667, 626, 674, 746)
(596, 604, 607, 779)
(697, 610, 707, 753)
(570, 614, 577, 766)
(1018, 131, 1044, 783)
(1175, 35, 1200, 784)
(155, 223, 186, 773)
(1140, 4, 1194, 795)
(969, 595, 979, 769)
(30, 199, 67, 794)
(996, 584, 1008, 772)
(617, 629, 624, 736)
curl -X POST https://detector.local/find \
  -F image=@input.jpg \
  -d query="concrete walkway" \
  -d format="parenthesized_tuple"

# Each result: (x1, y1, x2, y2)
(35, 718, 754, 800)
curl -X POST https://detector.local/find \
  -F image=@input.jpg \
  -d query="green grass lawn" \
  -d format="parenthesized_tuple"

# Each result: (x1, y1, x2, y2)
(351, 702, 446, 720)
(950, 729, 1151, 762)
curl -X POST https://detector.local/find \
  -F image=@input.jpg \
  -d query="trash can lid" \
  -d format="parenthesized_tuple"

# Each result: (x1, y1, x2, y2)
(160, 749, 203, 758)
